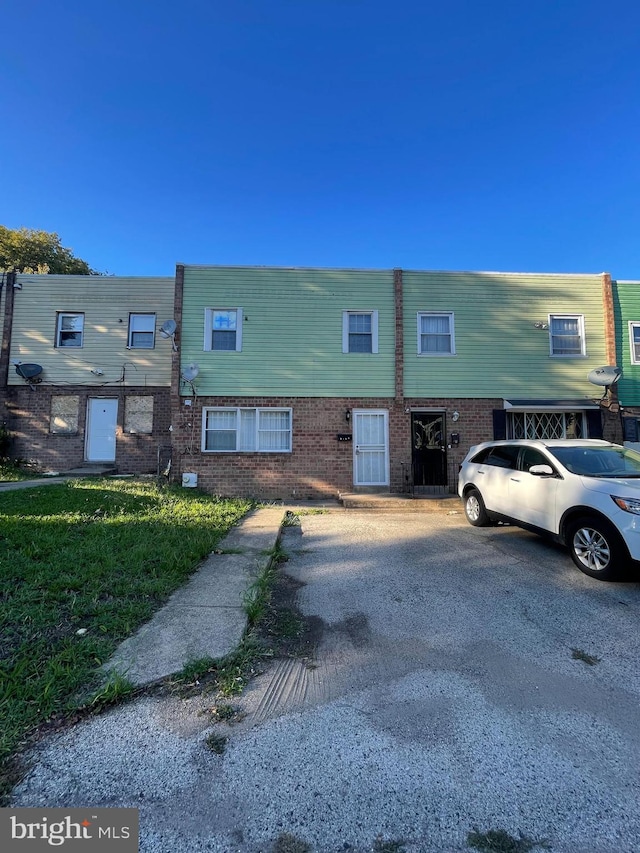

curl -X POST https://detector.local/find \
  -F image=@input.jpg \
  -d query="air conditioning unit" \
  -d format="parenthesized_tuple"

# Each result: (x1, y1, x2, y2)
(182, 473, 198, 488)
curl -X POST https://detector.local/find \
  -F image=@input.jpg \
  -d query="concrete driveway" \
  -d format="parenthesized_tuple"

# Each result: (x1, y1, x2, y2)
(12, 510, 640, 852)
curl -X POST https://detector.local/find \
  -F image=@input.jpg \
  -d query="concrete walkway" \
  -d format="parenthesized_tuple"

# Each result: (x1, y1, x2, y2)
(0, 476, 73, 491)
(105, 506, 289, 686)
(0, 466, 117, 491)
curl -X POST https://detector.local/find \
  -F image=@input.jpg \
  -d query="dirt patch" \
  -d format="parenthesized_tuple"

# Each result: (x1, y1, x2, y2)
(255, 569, 325, 661)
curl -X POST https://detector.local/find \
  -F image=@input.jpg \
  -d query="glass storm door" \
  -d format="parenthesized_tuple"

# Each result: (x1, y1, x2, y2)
(86, 398, 118, 461)
(353, 410, 389, 487)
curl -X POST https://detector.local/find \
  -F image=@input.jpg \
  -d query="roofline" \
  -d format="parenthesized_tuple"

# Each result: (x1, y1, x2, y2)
(177, 263, 606, 278)
(177, 263, 393, 272)
(14, 274, 173, 281)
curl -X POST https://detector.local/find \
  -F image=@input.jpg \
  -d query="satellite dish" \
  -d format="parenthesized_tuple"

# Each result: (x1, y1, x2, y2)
(160, 319, 177, 339)
(15, 363, 43, 380)
(181, 363, 200, 382)
(588, 366, 622, 387)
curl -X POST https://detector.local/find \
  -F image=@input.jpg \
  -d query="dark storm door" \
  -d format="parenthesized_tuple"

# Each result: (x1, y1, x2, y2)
(411, 413, 447, 492)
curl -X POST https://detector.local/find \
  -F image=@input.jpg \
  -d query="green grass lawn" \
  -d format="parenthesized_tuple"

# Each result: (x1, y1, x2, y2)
(0, 478, 251, 797)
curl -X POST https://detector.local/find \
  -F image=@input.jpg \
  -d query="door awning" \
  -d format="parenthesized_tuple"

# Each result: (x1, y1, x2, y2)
(503, 399, 600, 410)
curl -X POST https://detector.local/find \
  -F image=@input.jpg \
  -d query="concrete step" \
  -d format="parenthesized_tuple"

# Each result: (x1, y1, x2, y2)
(340, 493, 462, 512)
(63, 464, 118, 476)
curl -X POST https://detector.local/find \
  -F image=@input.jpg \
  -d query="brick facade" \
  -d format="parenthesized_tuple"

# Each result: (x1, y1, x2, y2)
(4, 384, 171, 474)
(0, 272, 17, 419)
(601, 273, 617, 366)
(171, 393, 502, 500)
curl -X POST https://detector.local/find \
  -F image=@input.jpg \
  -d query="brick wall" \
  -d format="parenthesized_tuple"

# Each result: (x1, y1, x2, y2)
(3, 385, 171, 473)
(399, 397, 503, 492)
(602, 273, 617, 365)
(0, 272, 17, 418)
(171, 394, 502, 499)
(394, 268, 404, 400)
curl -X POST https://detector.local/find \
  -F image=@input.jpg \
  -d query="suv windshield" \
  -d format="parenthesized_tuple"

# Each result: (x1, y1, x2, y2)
(549, 445, 640, 478)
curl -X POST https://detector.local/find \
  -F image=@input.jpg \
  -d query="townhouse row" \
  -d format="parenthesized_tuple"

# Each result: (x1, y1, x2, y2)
(1, 265, 639, 499)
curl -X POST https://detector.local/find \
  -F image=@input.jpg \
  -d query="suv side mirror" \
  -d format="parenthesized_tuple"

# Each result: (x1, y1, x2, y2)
(529, 464, 555, 477)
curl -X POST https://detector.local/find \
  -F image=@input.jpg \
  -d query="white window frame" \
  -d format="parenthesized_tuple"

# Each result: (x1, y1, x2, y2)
(549, 314, 586, 357)
(128, 313, 156, 349)
(204, 308, 243, 352)
(417, 311, 456, 356)
(629, 322, 640, 365)
(56, 312, 84, 348)
(201, 407, 292, 453)
(342, 310, 379, 354)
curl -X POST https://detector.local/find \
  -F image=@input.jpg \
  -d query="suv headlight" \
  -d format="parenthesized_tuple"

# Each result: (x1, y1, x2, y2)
(612, 496, 640, 515)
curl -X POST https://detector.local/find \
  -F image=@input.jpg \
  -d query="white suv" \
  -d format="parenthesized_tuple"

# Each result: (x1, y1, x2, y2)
(458, 439, 640, 581)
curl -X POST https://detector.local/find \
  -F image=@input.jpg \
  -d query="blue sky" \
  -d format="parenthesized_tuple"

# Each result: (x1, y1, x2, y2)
(2, 1, 640, 277)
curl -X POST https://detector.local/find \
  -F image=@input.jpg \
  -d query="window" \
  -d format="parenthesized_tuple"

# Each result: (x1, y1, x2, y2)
(342, 311, 378, 353)
(128, 314, 156, 349)
(124, 396, 154, 433)
(549, 315, 585, 356)
(508, 411, 585, 440)
(50, 396, 79, 434)
(204, 308, 243, 351)
(485, 445, 520, 469)
(470, 447, 492, 464)
(56, 313, 84, 347)
(629, 322, 640, 364)
(418, 312, 455, 355)
(202, 407, 292, 452)
(520, 447, 553, 472)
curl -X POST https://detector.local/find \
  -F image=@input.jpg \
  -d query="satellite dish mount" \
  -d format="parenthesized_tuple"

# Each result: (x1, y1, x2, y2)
(14, 362, 43, 391)
(160, 319, 178, 352)
(180, 363, 200, 396)
(588, 365, 622, 405)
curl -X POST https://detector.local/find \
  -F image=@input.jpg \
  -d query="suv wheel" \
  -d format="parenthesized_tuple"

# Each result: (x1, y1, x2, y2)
(464, 488, 490, 527)
(566, 516, 626, 581)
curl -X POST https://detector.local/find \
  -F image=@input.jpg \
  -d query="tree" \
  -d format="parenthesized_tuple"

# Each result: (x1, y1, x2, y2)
(0, 226, 98, 274)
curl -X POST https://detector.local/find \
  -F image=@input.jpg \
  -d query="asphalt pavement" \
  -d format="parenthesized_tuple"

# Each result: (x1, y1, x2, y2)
(11, 509, 640, 853)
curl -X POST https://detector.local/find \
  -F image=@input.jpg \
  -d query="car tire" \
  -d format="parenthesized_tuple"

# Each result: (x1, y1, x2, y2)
(464, 488, 490, 527)
(566, 515, 627, 581)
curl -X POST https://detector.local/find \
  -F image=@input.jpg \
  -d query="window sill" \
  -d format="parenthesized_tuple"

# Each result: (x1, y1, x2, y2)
(201, 450, 292, 454)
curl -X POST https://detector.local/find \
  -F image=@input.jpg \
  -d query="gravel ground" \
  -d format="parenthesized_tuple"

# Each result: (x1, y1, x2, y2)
(12, 511, 640, 852)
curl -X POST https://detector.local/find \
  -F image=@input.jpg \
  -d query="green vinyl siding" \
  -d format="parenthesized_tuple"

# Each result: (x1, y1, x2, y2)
(613, 280, 640, 406)
(181, 266, 396, 397)
(403, 271, 607, 399)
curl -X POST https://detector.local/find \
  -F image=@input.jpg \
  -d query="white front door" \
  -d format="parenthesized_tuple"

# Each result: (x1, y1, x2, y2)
(353, 410, 389, 487)
(86, 398, 118, 462)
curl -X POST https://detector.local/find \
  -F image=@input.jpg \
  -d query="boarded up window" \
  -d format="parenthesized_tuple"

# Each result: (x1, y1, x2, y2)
(124, 396, 154, 434)
(50, 396, 79, 434)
